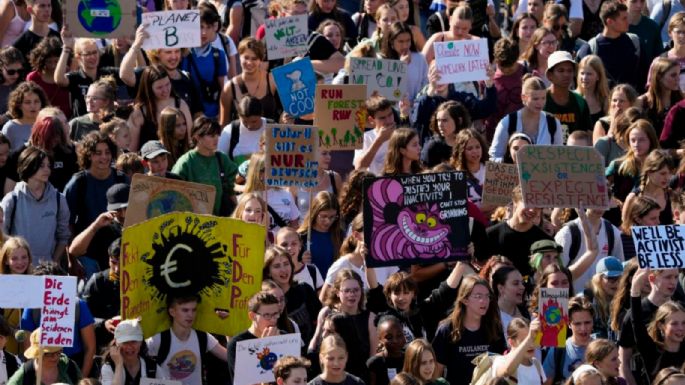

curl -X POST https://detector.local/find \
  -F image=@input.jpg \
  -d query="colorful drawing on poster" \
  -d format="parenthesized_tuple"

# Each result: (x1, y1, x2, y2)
(264, 14, 308, 60)
(140, 10, 201, 50)
(433, 39, 490, 84)
(265, 124, 319, 188)
(272, 58, 316, 117)
(234, 334, 302, 385)
(121, 213, 265, 337)
(66, 0, 136, 38)
(536, 288, 569, 348)
(362, 172, 469, 267)
(632, 225, 685, 269)
(348, 58, 407, 101)
(313, 85, 367, 150)
(125, 174, 216, 227)
(517, 145, 609, 209)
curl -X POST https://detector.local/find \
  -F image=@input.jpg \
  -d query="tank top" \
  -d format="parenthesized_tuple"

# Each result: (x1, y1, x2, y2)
(230, 75, 281, 122)
(1, 1, 27, 46)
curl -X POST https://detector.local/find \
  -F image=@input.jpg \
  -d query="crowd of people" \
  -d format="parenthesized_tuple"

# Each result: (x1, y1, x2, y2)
(1, 0, 685, 384)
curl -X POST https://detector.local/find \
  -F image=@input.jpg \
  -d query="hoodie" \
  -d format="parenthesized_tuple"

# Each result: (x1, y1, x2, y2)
(1, 181, 71, 263)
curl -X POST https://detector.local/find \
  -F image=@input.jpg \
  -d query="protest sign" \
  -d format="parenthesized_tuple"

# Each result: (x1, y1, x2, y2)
(265, 125, 319, 188)
(41, 276, 77, 347)
(273, 58, 316, 117)
(141, 379, 182, 385)
(121, 213, 265, 337)
(234, 334, 302, 385)
(313, 85, 367, 150)
(482, 161, 519, 207)
(536, 288, 569, 348)
(140, 10, 201, 50)
(517, 145, 608, 209)
(433, 39, 490, 84)
(362, 172, 469, 267)
(124, 174, 216, 227)
(65, 0, 137, 38)
(632, 225, 685, 269)
(264, 14, 308, 60)
(349, 58, 407, 101)
(0, 275, 44, 308)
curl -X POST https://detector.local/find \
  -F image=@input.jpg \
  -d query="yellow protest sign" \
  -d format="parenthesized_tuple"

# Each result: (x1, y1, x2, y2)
(121, 212, 265, 337)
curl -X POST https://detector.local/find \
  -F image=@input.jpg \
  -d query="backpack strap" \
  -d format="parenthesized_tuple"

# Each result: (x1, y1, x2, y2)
(533, 358, 544, 385)
(197, 330, 208, 355)
(568, 222, 581, 266)
(588, 36, 598, 55)
(604, 219, 615, 256)
(8, 190, 17, 235)
(306, 264, 318, 289)
(328, 171, 337, 196)
(268, 205, 288, 228)
(436, 11, 446, 33)
(156, 329, 172, 365)
(22, 360, 36, 385)
(507, 112, 518, 136)
(144, 356, 158, 378)
(228, 120, 241, 161)
(65, 357, 80, 384)
(4, 349, 19, 378)
(545, 113, 558, 144)
(626, 33, 641, 58)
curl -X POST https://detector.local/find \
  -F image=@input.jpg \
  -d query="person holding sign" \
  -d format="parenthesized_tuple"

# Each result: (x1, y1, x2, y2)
(100, 319, 162, 385)
(422, 5, 478, 64)
(7, 328, 82, 385)
(492, 318, 545, 385)
(353, 96, 396, 175)
(419, 101, 471, 167)
(379, 22, 428, 103)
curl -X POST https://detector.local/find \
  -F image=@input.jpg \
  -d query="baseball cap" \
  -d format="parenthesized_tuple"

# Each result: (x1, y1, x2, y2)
(140, 140, 170, 160)
(546, 50, 575, 76)
(114, 319, 144, 344)
(530, 239, 563, 255)
(106, 183, 130, 211)
(596, 256, 624, 278)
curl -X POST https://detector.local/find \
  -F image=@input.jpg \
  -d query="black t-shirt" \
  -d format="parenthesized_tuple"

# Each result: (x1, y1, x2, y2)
(66, 68, 118, 118)
(366, 355, 404, 385)
(432, 322, 506, 385)
(13, 29, 61, 70)
(485, 221, 553, 277)
(308, 374, 366, 385)
(618, 297, 658, 348)
(285, 282, 322, 346)
(226, 330, 257, 385)
(577, 34, 639, 89)
(306, 33, 338, 61)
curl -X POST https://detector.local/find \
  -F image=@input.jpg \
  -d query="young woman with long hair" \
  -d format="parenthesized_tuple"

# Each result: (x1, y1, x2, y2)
(231, 192, 267, 225)
(421, 100, 471, 167)
(276, 226, 322, 292)
(622, 149, 675, 225)
(520, 28, 557, 86)
(594, 106, 641, 170)
(577, 55, 610, 127)
(585, 257, 623, 340)
(619, 195, 661, 258)
(156, 106, 190, 169)
(388, 0, 425, 50)
(584, 339, 623, 385)
(297, 191, 344, 277)
(402, 339, 448, 385)
(592, 84, 638, 144)
(609, 259, 646, 344)
(638, 58, 683, 137)
(422, 5, 478, 64)
(309, 334, 365, 385)
(492, 266, 528, 335)
(319, 214, 365, 302)
(338, 170, 372, 230)
(379, 22, 427, 102)
(2, 82, 47, 153)
(510, 13, 538, 60)
(0, 236, 32, 354)
(382, 128, 422, 175)
(451, 128, 488, 209)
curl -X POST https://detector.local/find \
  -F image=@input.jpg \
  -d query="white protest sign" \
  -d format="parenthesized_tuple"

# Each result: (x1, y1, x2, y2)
(349, 58, 407, 101)
(264, 14, 308, 60)
(632, 225, 685, 269)
(140, 379, 182, 385)
(234, 333, 301, 385)
(434, 39, 490, 84)
(40, 276, 77, 347)
(141, 10, 201, 50)
(0, 275, 44, 308)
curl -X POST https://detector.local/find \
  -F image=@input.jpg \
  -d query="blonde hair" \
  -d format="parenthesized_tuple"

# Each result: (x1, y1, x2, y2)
(648, 301, 685, 349)
(319, 334, 347, 358)
(402, 339, 436, 381)
(577, 55, 610, 114)
(244, 153, 266, 193)
(231, 192, 267, 222)
(0, 236, 32, 274)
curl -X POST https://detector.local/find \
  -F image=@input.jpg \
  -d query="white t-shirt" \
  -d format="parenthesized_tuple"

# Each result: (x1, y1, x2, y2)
(146, 330, 219, 385)
(294, 263, 325, 290)
(211, 33, 238, 77)
(325, 257, 368, 288)
(266, 188, 300, 232)
(492, 355, 546, 385)
(0, 350, 21, 385)
(100, 357, 162, 385)
(354, 129, 389, 176)
(218, 118, 266, 161)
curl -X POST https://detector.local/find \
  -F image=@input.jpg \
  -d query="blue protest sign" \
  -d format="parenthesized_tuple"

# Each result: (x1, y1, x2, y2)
(272, 58, 317, 118)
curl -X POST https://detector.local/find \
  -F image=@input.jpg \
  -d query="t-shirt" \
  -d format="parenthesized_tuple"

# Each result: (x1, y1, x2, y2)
(325, 257, 368, 289)
(100, 357, 161, 385)
(68, 115, 100, 142)
(543, 91, 592, 143)
(577, 34, 640, 89)
(65, 68, 118, 119)
(486, 221, 553, 277)
(366, 355, 403, 385)
(293, 263, 324, 290)
(217, 119, 266, 165)
(1, 120, 31, 152)
(432, 322, 507, 385)
(310, 229, 335, 276)
(542, 339, 588, 381)
(64, 169, 129, 235)
(492, 355, 546, 385)
(618, 298, 659, 348)
(27, 71, 72, 118)
(181, 46, 227, 119)
(307, 374, 366, 385)
(12, 29, 61, 70)
(354, 129, 389, 176)
(146, 330, 219, 385)
(226, 330, 257, 385)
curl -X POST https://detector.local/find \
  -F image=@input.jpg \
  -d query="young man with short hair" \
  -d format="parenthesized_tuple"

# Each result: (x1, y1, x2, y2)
(146, 295, 227, 385)
(274, 356, 311, 385)
(623, 0, 663, 90)
(353, 96, 396, 175)
(11, 0, 60, 68)
(140, 140, 181, 180)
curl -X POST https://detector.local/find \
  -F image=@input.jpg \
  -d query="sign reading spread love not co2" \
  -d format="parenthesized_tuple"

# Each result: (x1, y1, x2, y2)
(264, 14, 308, 60)
(349, 58, 407, 101)
(434, 39, 490, 84)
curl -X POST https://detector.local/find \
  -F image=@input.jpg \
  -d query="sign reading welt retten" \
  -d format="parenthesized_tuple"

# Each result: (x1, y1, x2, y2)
(121, 212, 265, 337)
(313, 85, 367, 150)
(265, 124, 319, 188)
(273, 58, 316, 117)
(517, 145, 608, 209)
(362, 172, 469, 267)
(141, 10, 201, 50)
(264, 14, 308, 59)
(434, 39, 489, 84)
(632, 225, 685, 269)
(349, 58, 407, 101)
(482, 161, 519, 207)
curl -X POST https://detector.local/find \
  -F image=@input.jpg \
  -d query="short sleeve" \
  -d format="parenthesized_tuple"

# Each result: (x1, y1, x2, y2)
(77, 300, 95, 328)
(542, 347, 556, 380)
(146, 334, 161, 356)
(431, 324, 450, 366)
(205, 332, 220, 352)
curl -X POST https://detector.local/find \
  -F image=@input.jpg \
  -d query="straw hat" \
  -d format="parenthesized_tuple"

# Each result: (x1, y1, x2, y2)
(23, 329, 61, 359)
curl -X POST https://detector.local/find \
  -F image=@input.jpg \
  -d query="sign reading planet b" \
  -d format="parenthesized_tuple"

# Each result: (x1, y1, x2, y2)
(67, 0, 136, 38)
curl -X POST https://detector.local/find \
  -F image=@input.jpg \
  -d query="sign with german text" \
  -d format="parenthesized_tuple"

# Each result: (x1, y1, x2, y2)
(517, 145, 608, 209)
(264, 14, 308, 60)
(313, 85, 367, 150)
(265, 124, 319, 188)
(632, 225, 685, 269)
(41, 276, 77, 348)
(234, 334, 302, 385)
(482, 161, 519, 207)
(349, 58, 407, 101)
(433, 39, 489, 84)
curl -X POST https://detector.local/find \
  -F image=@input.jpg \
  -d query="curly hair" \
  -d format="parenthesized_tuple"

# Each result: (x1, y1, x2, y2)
(7, 81, 47, 119)
(29, 36, 62, 72)
(77, 131, 117, 170)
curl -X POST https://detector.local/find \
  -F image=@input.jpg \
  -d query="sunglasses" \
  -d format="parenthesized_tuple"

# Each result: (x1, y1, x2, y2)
(552, 24, 567, 31)
(4, 69, 21, 76)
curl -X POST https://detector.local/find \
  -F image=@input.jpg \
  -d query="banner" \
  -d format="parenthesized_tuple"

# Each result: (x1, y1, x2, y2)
(140, 379, 182, 385)
(433, 39, 490, 84)
(234, 334, 302, 385)
(313, 85, 367, 151)
(265, 125, 319, 188)
(349, 58, 407, 101)
(264, 14, 308, 60)
(140, 10, 201, 50)
(362, 172, 469, 267)
(517, 145, 608, 209)
(125, 174, 216, 227)
(273, 58, 316, 117)
(537, 288, 568, 348)
(66, 0, 137, 38)
(632, 225, 685, 269)
(121, 213, 265, 337)
(482, 161, 519, 207)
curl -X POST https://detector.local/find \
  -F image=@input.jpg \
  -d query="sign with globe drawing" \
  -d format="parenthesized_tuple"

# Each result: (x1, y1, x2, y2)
(124, 174, 216, 228)
(66, 0, 137, 38)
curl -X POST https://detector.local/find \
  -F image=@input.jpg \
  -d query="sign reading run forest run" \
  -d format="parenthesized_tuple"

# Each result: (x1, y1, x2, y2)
(517, 145, 608, 209)
(313, 85, 367, 150)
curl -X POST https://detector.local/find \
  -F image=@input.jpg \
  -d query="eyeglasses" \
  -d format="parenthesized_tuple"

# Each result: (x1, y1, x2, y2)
(552, 24, 567, 31)
(540, 39, 558, 46)
(257, 311, 280, 320)
(340, 288, 361, 294)
(469, 293, 492, 301)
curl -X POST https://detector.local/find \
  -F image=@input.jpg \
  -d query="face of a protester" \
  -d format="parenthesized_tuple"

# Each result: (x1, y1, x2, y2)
(518, 18, 537, 42)
(321, 347, 347, 376)
(400, 136, 421, 162)
(378, 10, 398, 34)
(628, 129, 650, 157)
(152, 76, 172, 100)
(436, 110, 456, 138)
(78, 42, 100, 70)
(549, 62, 575, 89)
(579, 65, 598, 91)
(464, 284, 491, 318)
(390, 289, 414, 311)
(322, 25, 343, 50)
(647, 165, 673, 189)
(253, 303, 280, 330)
(280, 367, 308, 385)
(169, 301, 197, 328)
(90, 142, 112, 172)
(661, 66, 681, 92)
(8, 247, 29, 274)
(451, 18, 472, 40)
(393, 0, 410, 22)
(513, 200, 542, 225)
(158, 49, 182, 70)
(536, 34, 557, 57)
(2, 62, 23, 86)
(200, 22, 219, 46)
(610, 90, 631, 114)
(21, 92, 42, 120)
(569, 310, 593, 344)
(241, 198, 264, 223)
(419, 350, 436, 381)
(118, 341, 141, 358)
(195, 133, 219, 153)
(277, 232, 301, 262)
(509, 139, 529, 163)
(240, 49, 262, 74)
(499, 270, 525, 305)
(653, 269, 679, 297)
(267, 287, 287, 313)
(392, 32, 412, 57)
(337, 279, 362, 309)
(268, 255, 293, 286)
(522, 89, 546, 112)
(662, 311, 685, 344)
(593, 348, 620, 378)
(546, 271, 570, 289)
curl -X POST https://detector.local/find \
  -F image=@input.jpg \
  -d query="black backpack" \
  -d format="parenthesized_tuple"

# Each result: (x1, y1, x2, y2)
(506, 112, 558, 144)
(566, 219, 615, 265)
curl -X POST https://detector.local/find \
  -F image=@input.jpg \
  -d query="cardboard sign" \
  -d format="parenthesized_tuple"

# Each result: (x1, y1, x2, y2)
(65, 0, 137, 38)
(349, 58, 407, 101)
(140, 379, 182, 385)
(124, 174, 216, 227)
(265, 125, 319, 188)
(234, 334, 302, 385)
(632, 225, 685, 269)
(273, 58, 316, 117)
(40, 276, 77, 348)
(482, 161, 519, 207)
(121, 213, 266, 337)
(313, 85, 367, 151)
(141, 10, 201, 50)
(362, 172, 469, 267)
(517, 145, 608, 209)
(264, 14, 308, 60)
(433, 39, 490, 84)
(536, 288, 569, 348)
